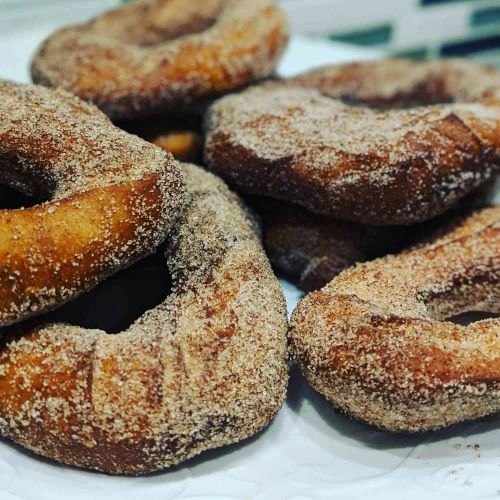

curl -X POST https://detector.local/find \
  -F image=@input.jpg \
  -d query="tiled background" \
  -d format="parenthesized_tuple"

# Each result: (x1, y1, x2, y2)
(279, 0, 500, 65)
(1, 0, 499, 65)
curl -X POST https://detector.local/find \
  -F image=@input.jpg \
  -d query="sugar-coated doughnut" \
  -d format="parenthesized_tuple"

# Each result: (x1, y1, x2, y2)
(0, 80, 183, 326)
(0, 164, 288, 474)
(31, 0, 289, 120)
(250, 178, 499, 291)
(250, 197, 409, 291)
(205, 59, 500, 225)
(289, 58, 500, 108)
(290, 206, 499, 432)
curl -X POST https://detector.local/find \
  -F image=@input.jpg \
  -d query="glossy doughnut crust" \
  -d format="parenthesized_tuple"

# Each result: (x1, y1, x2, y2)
(290, 206, 500, 432)
(31, 0, 289, 120)
(0, 164, 288, 474)
(249, 197, 409, 291)
(0, 80, 183, 327)
(204, 62, 500, 225)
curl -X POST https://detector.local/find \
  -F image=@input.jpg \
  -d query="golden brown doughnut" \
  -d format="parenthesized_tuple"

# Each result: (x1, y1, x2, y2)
(121, 110, 203, 161)
(250, 177, 498, 291)
(31, 0, 289, 120)
(290, 206, 500, 432)
(0, 164, 288, 474)
(149, 129, 202, 161)
(124, 118, 202, 161)
(249, 196, 409, 291)
(0, 80, 184, 327)
(204, 60, 500, 225)
(289, 58, 500, 108)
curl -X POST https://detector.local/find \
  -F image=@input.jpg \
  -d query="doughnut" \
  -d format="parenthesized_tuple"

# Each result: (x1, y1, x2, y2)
(289, 58, 500, 108)
(124, 118, 202, 161)
(289, 206, 500, 432)
(0, 80, 184, 326)
(249, 196, 409, 291)
(149, 130, 202, 161)
(250, 177, 498, 291)
(122, 108, 204, 161)
(31, 0, 289, 120)
(0, 164, 288, 474)
(204, 60, 500, 225)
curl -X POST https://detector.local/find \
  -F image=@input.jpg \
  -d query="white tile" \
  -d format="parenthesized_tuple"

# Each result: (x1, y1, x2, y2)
(281, 0, 414, 35)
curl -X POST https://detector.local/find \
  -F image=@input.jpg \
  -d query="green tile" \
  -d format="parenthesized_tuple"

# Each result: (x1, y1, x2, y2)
(471, 6, 500, 27)
(393, 47, 429, 60)
(329, 24, 393, 46)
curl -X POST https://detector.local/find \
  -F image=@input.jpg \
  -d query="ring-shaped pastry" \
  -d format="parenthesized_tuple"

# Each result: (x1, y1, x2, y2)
(31, 0, 289, 120)
(0, 164, 288, 474)
(0, 80, 183, 326)
(290, 206, 500, 432)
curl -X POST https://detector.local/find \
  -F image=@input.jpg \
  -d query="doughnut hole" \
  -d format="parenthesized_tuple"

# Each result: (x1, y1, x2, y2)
(45, 247, 172, 334)
(448, 311, 500, 326)
(0, 185, 39, 210)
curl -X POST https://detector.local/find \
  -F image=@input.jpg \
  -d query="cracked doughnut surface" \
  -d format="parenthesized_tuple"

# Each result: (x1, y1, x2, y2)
(0, 164, 288, 474)
(289, 206, 500, 432)
(0, 80, 183, 327)
(205, 60, 500, 225)
(31, 0, 289, 120)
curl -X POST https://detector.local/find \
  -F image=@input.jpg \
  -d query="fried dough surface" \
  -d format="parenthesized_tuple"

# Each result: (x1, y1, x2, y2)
(290, 207, 500, 432)
(0, 80, 183, 326)
(32, 0, 289, 120)
(0, 164, 288, 474)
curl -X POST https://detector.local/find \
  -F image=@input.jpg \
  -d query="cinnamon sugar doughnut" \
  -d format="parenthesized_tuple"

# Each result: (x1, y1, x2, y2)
(150, 130, 202, 161)
(251, 178, 498, 291)
(0, 80, 183, 326)
(289, 58, 500, 108)
(250, 197, 409, 291)
(31, 0, 289, 120)
(290, 206, 500, 432)
(0, 164, 288, 474)
(205, 61, 500, 225)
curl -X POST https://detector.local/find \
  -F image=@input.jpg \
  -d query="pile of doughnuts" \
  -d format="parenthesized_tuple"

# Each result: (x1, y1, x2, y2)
(0, 0, 498, 476)
(0, 161, 287, 474)
(203, 57, 499, 431)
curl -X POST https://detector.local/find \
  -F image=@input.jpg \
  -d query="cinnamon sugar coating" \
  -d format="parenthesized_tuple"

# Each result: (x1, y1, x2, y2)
(0, 80, 183, 326)
(31, 0, 289, 120)
(249, 196, 409, 291)
(204, 60, 500, 225)
(250, 178, 498, 291)
(290, 206, 500, 432)
(290, 58, 500, 108)
(0, 164, 288, 474)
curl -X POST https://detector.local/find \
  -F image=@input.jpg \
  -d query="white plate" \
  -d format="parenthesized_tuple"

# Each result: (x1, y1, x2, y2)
(0, 6, 499, 500)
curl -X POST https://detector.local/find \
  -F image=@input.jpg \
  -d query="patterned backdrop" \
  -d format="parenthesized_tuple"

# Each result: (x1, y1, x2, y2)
(0, 0, 499, 65)
(279, 0, 500, 65)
